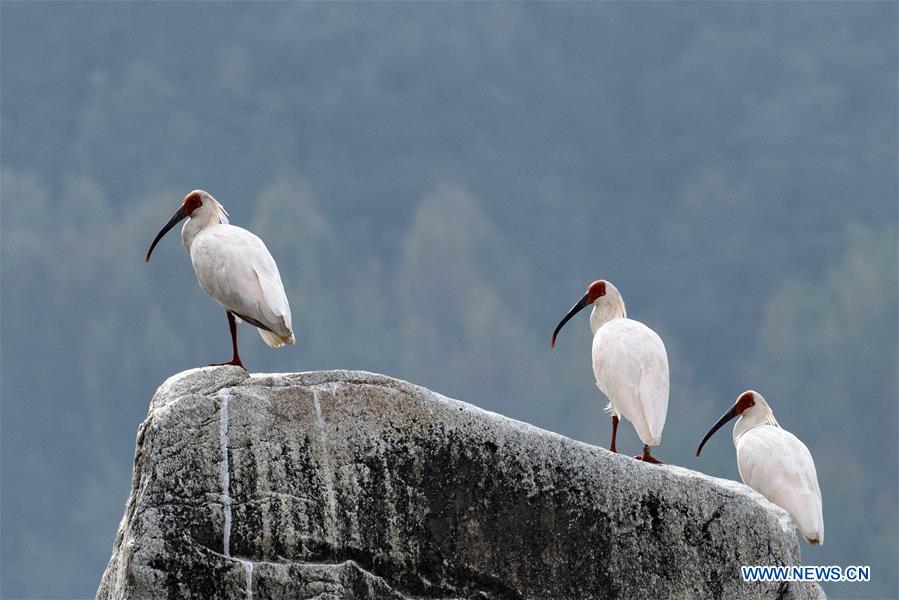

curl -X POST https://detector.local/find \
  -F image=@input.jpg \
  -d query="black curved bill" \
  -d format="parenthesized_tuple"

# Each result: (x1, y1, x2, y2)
(145, 205, 188, 262)
(695, 403, 742, 457)
(550, 292, 591, 348)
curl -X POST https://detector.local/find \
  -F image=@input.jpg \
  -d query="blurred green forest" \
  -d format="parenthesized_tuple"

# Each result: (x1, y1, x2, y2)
(1, 3, 896, 598)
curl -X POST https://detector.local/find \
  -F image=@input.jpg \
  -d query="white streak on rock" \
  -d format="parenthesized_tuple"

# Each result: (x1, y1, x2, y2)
(241, 559, 253, 599)
(218, 387, 232, 557)
(312, 386, 339, 538)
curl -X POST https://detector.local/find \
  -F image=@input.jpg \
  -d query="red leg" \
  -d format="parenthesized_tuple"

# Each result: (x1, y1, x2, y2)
(210, 311, 245, 369)
(634, 444, 662, 464)
(609, 415, 619, 453)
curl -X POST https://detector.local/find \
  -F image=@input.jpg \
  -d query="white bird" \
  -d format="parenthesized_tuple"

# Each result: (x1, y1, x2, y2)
(145, 190, 294, 369)
(551, 279, 669, 463)
(696, 390, 824, 544)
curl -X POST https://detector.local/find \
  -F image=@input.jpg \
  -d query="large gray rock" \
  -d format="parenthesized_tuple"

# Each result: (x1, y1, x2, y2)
(98, 368, 824, 600)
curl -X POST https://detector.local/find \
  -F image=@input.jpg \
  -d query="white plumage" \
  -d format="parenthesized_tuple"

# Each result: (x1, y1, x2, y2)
(146, 190, 294, 368)
(593, 318, 668, 445)
(189, 222, 294, 347)
(552, 279, 669, 462)
(697, 390, 824, 545)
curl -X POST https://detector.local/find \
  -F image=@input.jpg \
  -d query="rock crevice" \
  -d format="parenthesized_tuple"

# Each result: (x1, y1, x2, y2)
(97, 368, 824, 599)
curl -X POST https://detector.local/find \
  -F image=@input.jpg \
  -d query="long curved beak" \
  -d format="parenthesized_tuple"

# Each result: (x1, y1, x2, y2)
(145, 205, 188, 262)
(550, 292, 591, 348)
(695, 402, 742, 457)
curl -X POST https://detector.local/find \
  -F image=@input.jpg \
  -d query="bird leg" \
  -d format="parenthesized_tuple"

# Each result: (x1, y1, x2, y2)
(609, 415, 619, 453)
(210, 310, 245, 369)
(634, 444, 662, 464)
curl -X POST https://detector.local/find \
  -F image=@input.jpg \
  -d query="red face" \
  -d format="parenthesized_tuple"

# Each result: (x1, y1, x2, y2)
(183, 192, 202, 216)
(735, 391, 756, 414)
(586, 280, 606, 302)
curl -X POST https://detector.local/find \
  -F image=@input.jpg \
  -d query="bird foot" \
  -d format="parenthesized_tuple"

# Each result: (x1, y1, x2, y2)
(209, 359, 245, 369)
(633, 452, 663, 464)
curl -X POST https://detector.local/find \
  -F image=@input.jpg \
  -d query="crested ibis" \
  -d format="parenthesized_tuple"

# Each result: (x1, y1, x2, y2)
(145, 190, 295, 369)
(696, 390, 824, 544)
(551, 279, 669, 463)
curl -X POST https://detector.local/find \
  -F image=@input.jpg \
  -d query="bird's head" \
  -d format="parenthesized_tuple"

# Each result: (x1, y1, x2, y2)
(550, 279, 624, 348)
(145, 190, 228, 261)
(696, 390, 775, 457)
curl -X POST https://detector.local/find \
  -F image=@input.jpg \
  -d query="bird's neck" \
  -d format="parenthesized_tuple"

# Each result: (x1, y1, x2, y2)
(733, 410, 780, 442)
(590, 299, 627, 335)
(181, 214, 217, 253)
(180, 201, 230, 253)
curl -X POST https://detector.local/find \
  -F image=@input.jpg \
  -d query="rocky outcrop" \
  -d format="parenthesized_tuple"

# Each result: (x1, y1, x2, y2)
(97, 368, 824, 599)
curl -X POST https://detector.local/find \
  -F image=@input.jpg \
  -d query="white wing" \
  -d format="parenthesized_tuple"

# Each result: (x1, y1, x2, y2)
(592, 318, 669, 445)
(736, 426, 824, 544)
(190, 224, 294, 346)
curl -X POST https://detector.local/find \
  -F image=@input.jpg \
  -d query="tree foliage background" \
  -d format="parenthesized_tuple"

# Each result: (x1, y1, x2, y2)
(1, 3, 896, 598)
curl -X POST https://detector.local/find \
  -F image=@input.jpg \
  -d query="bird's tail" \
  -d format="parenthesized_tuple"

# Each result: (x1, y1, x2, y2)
(258, 327, 295, 348)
